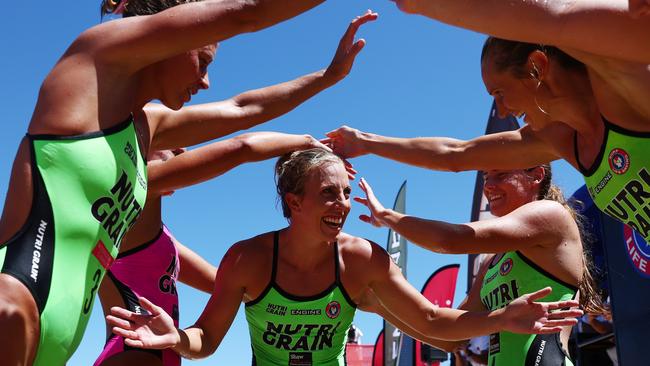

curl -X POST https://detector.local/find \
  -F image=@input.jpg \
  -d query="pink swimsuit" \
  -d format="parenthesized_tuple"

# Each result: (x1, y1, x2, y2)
(94, 225, 180, 366)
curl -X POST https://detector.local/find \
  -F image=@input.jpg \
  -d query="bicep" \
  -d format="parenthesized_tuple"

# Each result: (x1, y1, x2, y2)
(460, 204, 561, 253)
(80, 2, 252, 71)
(456, 127, 558, 171)
(149, 100, 246, 150)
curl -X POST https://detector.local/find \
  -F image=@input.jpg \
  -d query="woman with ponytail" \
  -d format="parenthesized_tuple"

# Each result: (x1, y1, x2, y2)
(354, 164, 602, 366)
(0, 0, 340, 364)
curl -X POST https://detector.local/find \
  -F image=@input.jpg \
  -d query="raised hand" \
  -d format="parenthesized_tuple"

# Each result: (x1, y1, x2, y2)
(106, 297, 180, 349)
(354, 177, 388, 227)
(500, 287, 583, 334)
(325, 10, 379, 81)
(324, 125, 367, 158)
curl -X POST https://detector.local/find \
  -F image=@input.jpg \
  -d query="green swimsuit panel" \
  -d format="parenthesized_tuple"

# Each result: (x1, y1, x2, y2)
(0, 117, 147, 365)
(480, 252, 576, 366)
(578, 119, 650, 242)
(245, 232, 356, 365)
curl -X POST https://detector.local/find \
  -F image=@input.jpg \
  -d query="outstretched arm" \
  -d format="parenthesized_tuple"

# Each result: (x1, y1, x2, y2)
(79, 0, 326, 70)
(363, 243, 581, 341)
(355, 178, 575, 254)
(147, 132, 326, 196)
(107, 244, 247, 359)
(391, 0, 650, 64)
(326, 125, 558, 172)
(176, 240, 218, 294)
(149, 11, 378, 149)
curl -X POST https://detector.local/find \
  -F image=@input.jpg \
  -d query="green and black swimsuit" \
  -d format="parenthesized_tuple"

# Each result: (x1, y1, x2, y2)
(577, 118, 650, 242)
(480, 251, 576, 366)
(245, 231, 357, 366)
(0, 117, 147, 365)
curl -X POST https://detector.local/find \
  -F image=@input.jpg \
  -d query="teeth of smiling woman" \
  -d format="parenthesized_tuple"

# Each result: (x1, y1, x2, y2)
(323, 217, 342, 225)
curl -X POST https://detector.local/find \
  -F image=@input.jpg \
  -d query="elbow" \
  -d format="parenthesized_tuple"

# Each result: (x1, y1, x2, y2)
(231, 134, 257, 161)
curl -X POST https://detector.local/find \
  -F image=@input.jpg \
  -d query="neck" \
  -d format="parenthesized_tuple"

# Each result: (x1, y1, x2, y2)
(281, 223, 335, 270)
(132, 67, 160, 110)
(545, 65, 601, 138)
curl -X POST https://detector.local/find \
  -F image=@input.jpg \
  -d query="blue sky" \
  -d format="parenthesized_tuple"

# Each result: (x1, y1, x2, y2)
(0, 1, 585, 365)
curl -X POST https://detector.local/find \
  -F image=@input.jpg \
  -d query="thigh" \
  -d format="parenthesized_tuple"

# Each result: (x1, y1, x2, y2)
(100, 350, 165, 366)
(0, 273, 40, 365)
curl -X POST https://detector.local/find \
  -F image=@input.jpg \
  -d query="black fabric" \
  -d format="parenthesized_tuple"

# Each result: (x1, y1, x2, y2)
(1, 144, 56, 313)
(524, 333, 568, 366)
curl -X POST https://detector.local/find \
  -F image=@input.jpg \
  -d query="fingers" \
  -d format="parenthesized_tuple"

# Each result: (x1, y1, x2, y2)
(546, 299, 580, 311)
(112, 325, 140, 340)
(524, 287, 552, 302)
(359, 214, 372, 224)
(139, 297, 162, 316)
(539, 318, 579, 328)
(350, 39, 366, 58)
(533, 326, 564, 334)
(547, 308, 583, 319)
(107, 314, 135, 330)
(359, 177, 374, 196)
(348, 10, 379, 33)
(124, 338, 146, 348)
(110, 306, 142, 321)
(354, 196, 369, 206)
(343, 159, 357, 174)
(313, 140, 333, 152)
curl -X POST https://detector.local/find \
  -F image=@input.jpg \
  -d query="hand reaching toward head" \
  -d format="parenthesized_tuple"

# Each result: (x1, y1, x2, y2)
(354, 177, 389, 228)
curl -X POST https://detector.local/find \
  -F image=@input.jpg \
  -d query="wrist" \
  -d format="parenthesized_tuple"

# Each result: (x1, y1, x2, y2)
(319, 68, 342, 88)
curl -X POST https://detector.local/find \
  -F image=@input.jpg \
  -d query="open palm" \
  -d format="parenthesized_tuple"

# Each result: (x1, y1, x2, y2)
(106, 297, 180, 349)
(502, 287, 583, 334)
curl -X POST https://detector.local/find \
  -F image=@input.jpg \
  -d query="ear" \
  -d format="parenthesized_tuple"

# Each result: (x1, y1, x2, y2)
(528, 166, 546, 185)
(528, 50, 549, 81)
(285, 192, 302, 215)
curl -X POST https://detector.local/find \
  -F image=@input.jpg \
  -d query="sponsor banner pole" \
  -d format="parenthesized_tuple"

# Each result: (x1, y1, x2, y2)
(384, 181, 407, 366)
(467, 102, 520, 291)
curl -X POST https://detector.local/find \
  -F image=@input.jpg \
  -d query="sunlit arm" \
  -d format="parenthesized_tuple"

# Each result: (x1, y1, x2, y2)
(395, 0, 650, 63)
(329, 125, 557, 171)
(375, 200, 571, 254)
(147, 132, 321, 195)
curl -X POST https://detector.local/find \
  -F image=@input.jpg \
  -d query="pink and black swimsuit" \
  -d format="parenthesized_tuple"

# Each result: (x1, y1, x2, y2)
(94, 225, 181, 366)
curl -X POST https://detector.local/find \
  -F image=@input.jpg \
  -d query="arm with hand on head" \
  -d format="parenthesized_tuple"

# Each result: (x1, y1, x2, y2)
(391, 0, 650, 63)
(326, 125, 558, 172)
(360, 241, 581, 341)
(355, 178, 574, 254)
(147, 132, 327, 197)
(107, 243, 247, 359)
(148, 10, 378, 149)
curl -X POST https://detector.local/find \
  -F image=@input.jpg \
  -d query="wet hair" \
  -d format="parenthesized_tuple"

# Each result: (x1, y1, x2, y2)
(275, 148, 344, 219)
(527, 164, 605, 314)
(480, 37, 586, 79)
(100, 0, 199, 18)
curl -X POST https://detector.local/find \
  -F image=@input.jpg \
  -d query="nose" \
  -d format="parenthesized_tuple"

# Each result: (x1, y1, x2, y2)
(494, 98, 509, 119)
(483, 175, 498, 191)
(200, 72, 210, 90)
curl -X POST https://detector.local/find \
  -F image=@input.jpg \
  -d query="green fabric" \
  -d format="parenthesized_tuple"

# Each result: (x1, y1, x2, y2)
(479, 252, 576, 366)
(582, 124, 650, 242)
(245, 285, 355, 366)
(0, 119, 147, 365)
